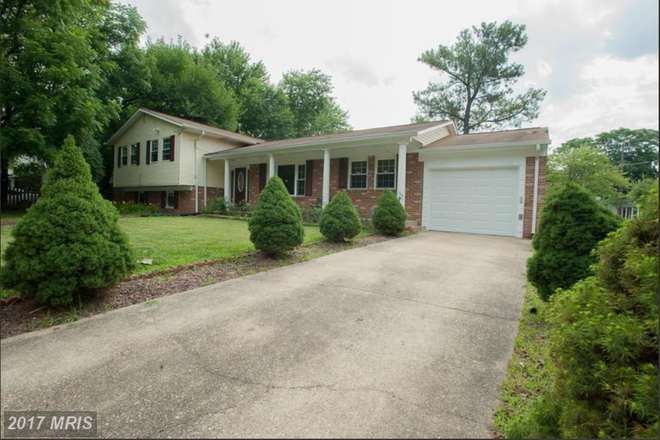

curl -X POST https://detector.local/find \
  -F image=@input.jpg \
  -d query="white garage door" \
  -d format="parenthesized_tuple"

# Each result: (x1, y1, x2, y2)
(427, 167, 519, 237)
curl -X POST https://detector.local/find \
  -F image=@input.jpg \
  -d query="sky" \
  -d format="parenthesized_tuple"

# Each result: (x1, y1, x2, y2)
(119, 0, 659, 147)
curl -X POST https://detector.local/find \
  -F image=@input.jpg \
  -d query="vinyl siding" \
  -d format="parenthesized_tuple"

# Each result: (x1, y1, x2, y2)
(415, 125, 451, 146)
(179, 132, 241, 188)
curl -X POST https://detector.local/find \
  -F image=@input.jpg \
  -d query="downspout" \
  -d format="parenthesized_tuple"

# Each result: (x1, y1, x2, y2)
(531, 144, 540, 235)
(194, 131, 206, 213)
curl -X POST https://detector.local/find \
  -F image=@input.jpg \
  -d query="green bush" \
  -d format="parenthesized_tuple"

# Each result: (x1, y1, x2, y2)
(112, 201, 160, 216)
(203, 196, 228, 215)
(515, 189, 659, 439)
(372, 189, 406, 236)
(3, 136, 136, 306)
(248, 176, 304, 255)
(319, 191, 361, 242)
(527, 182, 620, 300)
(301, 205, 324, 224)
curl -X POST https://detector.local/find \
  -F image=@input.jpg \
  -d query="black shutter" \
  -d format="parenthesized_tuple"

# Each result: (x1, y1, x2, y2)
(338, 157, 348, 189)
(136, 142, 140, 165)
(160, 191, 166, 208)
(305, 160, 314, 196)
(117, 147, 122, 168)
(146, 141, 151, 165)
(170, 135, 176, 162)
(259, 163, 267, 191)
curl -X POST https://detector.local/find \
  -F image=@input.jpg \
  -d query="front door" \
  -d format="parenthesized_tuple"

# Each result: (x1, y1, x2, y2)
(234, 167, 247, 203)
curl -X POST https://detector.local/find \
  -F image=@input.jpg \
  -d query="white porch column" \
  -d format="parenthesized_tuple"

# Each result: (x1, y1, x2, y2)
(224, 159, 231, 201)
(268, 154, 275, 179)
(203, 157, 208, 208)
(397, 142, 408, 205)
(322, 149, 330, 206)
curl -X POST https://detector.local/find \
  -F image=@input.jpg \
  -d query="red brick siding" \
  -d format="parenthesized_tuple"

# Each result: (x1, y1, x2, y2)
(523, 156, 547, 238)
(245, 153, 424, 223)
(114, 186, 221, 214)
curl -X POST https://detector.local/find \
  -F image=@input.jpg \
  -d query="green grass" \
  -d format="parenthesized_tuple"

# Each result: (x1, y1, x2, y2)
(1, 209, 26, 222)
(494, 285, 555, 438)
(0, 216, 323, 276)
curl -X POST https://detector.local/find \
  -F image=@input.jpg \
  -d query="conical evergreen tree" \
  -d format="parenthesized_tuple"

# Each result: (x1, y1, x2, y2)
(3, 136, 135, 306)
(319, 191, 361, 242)
(248, 176, 304, 255)
(372, 189, 406, 236)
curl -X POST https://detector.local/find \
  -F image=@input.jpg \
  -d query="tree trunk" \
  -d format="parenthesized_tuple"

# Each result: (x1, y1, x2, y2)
(1, 164, 9, 208)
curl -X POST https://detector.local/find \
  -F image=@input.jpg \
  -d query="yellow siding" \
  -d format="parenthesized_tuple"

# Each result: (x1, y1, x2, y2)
(179, 132, 239, 188)
(113, 114, 181, 187)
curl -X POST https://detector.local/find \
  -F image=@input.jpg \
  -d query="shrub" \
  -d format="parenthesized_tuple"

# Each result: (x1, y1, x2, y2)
(248, 176, 304, 255)
(515, 189, 659, 438)
(112, 201, 160, 216)
(527, 182, 620, 300)
(3, 136, 136, 306)
(372, 189, 406, 236)
(204, 196, 228, 215)
(319, 191, 361, 242)
(301, 204, 324, 224)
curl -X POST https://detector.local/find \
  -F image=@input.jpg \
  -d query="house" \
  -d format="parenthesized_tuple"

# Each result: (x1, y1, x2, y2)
(109, 108, 549, 238)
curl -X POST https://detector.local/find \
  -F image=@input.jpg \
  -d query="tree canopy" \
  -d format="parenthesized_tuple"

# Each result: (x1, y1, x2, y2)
(412, 20, 546, 134)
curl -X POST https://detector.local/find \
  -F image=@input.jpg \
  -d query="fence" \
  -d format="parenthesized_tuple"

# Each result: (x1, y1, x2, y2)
(5, 182, 41, 207)
(616, 203, 640, 220)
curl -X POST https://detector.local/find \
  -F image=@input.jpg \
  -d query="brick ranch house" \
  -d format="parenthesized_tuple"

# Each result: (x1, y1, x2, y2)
(109, 108, 549, 238)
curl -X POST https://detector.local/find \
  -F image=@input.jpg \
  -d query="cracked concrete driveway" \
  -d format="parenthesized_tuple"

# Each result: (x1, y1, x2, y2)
(1, 232, 531, 438)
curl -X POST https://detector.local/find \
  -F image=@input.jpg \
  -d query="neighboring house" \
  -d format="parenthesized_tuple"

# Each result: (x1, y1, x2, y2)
(110, 108, 549, 238)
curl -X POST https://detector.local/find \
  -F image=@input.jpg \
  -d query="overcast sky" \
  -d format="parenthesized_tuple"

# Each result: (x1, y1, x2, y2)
(119, 0, 659, 147)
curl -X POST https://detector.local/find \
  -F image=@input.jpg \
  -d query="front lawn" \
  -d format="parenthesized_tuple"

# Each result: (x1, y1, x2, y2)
(0, 216, 323, 275)
(1, 208, 26, 222)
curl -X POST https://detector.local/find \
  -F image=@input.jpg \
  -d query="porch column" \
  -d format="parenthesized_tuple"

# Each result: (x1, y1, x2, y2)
(203, 157, 208, 208)
(397, 142, 407, 205)
(224, 159, 231, 200)
(322, 149, 330, 206)
(268, 154, 275, 179)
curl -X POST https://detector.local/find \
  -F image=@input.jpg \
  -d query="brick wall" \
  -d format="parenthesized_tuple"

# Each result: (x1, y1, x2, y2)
(115, 186, 221, 214)
(246, 153, 425, 223)
(523, 156, 547, 238)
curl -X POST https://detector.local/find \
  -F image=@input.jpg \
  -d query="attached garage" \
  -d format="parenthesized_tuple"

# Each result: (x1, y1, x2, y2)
(426, 167, 520, 237)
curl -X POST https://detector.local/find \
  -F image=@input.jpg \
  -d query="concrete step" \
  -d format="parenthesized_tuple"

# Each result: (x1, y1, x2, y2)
(406, 225, 426, 234)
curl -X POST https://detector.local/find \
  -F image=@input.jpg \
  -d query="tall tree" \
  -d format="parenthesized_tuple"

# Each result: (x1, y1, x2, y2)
(201, 39, 294, 140)
(413, 21, 546, 134)
(279, 69, 351, 138)
(0, 0, 146, 198)
(559, 128, 659, 181)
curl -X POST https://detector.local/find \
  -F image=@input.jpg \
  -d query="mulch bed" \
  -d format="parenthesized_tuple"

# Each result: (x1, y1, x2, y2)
(0, 234, 391, 340)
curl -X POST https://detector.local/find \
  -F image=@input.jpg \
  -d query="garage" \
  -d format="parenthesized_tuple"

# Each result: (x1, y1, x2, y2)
(426, 167, 519, 237)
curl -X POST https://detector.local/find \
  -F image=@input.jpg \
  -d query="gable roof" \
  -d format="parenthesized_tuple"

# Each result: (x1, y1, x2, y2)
(209, 120, 452, 157)
(106, 108, 263, 145)
(426, 127, 550, 149)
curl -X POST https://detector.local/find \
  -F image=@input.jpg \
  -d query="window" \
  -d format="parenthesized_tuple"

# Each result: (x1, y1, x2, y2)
(296, 164, 306, 196)
(130, 143, 139, 165)
(375, 159, 396, 189)
(138, 192, 147, 204)
(165, 191, 175, 209)
(162, 137, 171, 161)
(150, 139, 159, 163)
(120, 146, 128, 166)
(277, 165, 296, 195)
(349, 160, 367, 189)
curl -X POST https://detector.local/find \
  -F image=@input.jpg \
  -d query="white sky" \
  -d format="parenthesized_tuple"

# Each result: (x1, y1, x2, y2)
(120, 0, 659, 147)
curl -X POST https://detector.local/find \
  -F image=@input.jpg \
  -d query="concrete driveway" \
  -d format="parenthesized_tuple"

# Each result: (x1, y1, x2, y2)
(1, 232, 531, 438)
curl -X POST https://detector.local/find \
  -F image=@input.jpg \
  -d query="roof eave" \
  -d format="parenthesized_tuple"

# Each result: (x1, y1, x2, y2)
(421, 139, 551, 152)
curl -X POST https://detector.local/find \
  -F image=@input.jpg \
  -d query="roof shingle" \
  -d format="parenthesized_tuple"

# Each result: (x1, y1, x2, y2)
(425, 127, 550, 148)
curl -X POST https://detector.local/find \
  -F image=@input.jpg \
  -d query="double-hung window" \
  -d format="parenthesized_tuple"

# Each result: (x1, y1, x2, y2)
(130, 143, 139, 165)
(165, 191, 175, 209)
(375, 159, 396, 189)
(349, 160, 368, 189)
(296, 164, 306, 196)
(120, 146, 128, 166)
(150, 139, 159, 163)
(162, 137, 171, 161)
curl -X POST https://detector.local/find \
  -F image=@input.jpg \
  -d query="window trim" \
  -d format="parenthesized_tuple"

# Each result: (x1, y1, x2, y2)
(130, 143, 139, 165)
(277, 163, 307, 197)
(374, 157, 397, 190)
(348, 159, 368, 190)
(162, 137, 172, 161)
(120, 146, 128, 166)
(165, 190, 175, 209)
(150, 139, 159, 163)
(295, 163, 306, 197)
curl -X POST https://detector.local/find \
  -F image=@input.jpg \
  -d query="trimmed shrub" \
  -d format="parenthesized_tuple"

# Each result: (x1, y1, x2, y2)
(204, 196, 228, 215)
(3, 136, 136, 306)
(372, 189, 406, 236)
(112, 201, 160, 216)
(527, 182, 620, 300)
(301, 205, 324, 225)
(513, 189, 659, 438)
(248, 176, 304, 255)
(319, 191, 361, 242)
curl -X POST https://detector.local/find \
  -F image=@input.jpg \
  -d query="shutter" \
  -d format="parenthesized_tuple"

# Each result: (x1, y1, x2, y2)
(338, 157, 349, 189)
(305, 159, 314, 196)
(173, 191, 179, 209)
(136, 142, 140, 165)
(133, 192, 139, 203)
(160, 191, 166, 208)
(259, 163, 267, 191)
(170, 135, 176, 162)
(146, 141, 151, 165)
(117, 147, 122, 168)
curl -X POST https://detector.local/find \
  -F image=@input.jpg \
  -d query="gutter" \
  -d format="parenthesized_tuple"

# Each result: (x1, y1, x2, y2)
(531, 143, 541, 235)
(194, 131, 206, 213)
(419, 139, 551, 153)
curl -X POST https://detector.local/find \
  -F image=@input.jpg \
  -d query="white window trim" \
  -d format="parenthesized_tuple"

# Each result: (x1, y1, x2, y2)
(162, 137, 171, 161)
(277, 163, 307, 197)
(150, 139, 159, 163)
(165, 190, 175, 209)
(120, 146, 128, 167)
(348, 159, 368, 190)
(374, 157, 397, 190)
